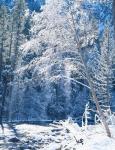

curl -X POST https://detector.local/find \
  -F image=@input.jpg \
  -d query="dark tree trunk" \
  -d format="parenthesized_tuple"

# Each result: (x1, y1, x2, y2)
(0, 81, 7, 131)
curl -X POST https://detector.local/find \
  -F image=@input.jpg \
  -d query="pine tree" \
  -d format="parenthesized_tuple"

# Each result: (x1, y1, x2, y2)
(0, 0, 26, 125)
(94, 27, 114, 110)
(0, 3, 10, 126)
(64, 0, 112, 137)
(0, 4, 9, 79)
(11, 0, 26, 69)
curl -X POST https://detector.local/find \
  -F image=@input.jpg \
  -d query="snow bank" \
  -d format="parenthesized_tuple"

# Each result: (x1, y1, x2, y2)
(1, 121, 115, 150)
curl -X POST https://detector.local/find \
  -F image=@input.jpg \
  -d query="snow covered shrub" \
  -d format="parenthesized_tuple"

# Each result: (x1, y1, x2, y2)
(103, 109, 115, 125)
(94, 114, 101, 125)
(82, 102, 91, 129)
(107, 113, 115, 125)
(94, 108, 115, 125)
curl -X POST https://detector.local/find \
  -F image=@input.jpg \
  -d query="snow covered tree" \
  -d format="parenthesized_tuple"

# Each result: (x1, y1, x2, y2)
(112, 0, 115, 32)
(7, 0, 114, 131)
(0, 4, 11, 126)
(10, 0, 26, 69)
(0, 4, 9, 79)
(63, 0, 112, 137)
(0, 0, 27, 125)
(94, 27, 114, 110)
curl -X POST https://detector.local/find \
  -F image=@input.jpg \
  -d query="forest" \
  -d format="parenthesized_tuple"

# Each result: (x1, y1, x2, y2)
(0, 0, 115, 150)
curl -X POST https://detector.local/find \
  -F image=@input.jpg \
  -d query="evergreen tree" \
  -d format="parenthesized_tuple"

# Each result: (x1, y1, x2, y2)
(11, 0, 26, 69)
(0, 4, 10, 126)
(0, 0, 27, 125)
(0, 4, 9, 79)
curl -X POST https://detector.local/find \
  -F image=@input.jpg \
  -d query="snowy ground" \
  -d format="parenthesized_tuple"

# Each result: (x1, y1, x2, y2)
(0, 121, 115, 150)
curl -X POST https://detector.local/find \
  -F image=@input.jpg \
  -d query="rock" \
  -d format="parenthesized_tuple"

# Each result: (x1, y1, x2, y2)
(54, 132, 61, 136)
(18, 146, 25, 150)
(66, 129, 70, 133)
(8, 137, 20, 143)
(0, 136, 5, 140)
(51, 129, 63, 132)
(18, 144, 33, 150)
(32, 139, 37, 143)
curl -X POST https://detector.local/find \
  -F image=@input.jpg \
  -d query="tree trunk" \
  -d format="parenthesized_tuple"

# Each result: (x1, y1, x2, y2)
(79, 49, 111, 137)
(0, 81, 7, 131)
(87, 79, 111, 137)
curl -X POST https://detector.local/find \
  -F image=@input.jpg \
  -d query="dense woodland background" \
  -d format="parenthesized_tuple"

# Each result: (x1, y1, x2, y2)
(0, 0, 115, 125)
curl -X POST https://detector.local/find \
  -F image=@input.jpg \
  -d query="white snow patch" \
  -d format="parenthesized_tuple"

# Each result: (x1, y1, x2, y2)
(0, 122, 115, 150)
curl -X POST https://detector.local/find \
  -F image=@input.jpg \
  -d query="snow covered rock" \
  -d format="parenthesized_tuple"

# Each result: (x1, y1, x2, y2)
(8, 137, 20, 143)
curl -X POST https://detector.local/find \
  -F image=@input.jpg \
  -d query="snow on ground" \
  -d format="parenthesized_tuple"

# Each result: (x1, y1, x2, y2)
(0, 120, 115, 150)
